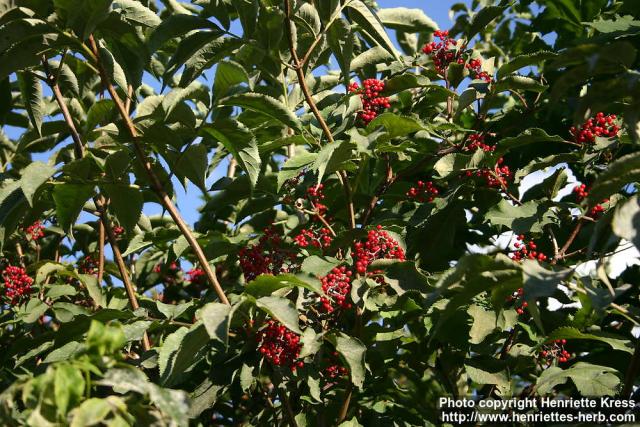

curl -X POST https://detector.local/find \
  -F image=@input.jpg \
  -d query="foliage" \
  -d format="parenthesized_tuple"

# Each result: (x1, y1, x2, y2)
(0, 0, 640, 425)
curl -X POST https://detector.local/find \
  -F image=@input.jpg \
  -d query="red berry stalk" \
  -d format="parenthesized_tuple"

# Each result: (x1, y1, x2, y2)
(572, 185, 609, 219)
(24, 221, 45, 241)
(293, 228, 333, 249)
(539, 339, 572, 365)
(406, 181, 440, 203)
(506, 287, 528, 315)
(462, 133, 495, 152)
(510, 235, 548, 262)
(258, 320, 304, 372)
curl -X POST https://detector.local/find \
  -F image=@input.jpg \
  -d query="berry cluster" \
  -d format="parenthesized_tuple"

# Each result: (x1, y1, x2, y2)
(348, 79, 391, 125)
(510, 235, 548, 262)
(2, 265, 33, 305)
(572, 185, 609, 218)
(186, 268, 206, 285)
(306, 184, 328, 218)
(324, 351, 349, 380)
(463, 133, 495, 152)
(113, 226, 125, 237)
(239, 227, 298, 282)
(354, 225, 405, 275)
(25, 221, 44, 241)
(422, 30, 464, 75)
(570, 113, 619, 145)
(78, 256, 99, 276)
(153, 261, 181, 285)
(539, 339, 572, 365)
(257, 320, 304, 372)
(466, 158, 512, 188)
(506, 287, 528, 315)
(406, 180, 440, 203)
(320, 266, 352, 313)
(465, 58, 492, 82)
(293, 228, 333, 249)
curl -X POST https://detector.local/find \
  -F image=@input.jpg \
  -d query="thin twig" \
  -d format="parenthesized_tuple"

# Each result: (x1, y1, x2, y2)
(552, 219, 584, 264)
(86, 35, 229, 306)
(42, 55, 151, 351)
(283, 0, 356, 229)
(97, 219, 105, 284)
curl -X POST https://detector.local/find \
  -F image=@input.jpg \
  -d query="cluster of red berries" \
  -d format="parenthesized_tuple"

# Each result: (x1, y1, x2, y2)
(465, 59, 492, 82)
(78, 255, 99, 276)
(113, 226, 125, 237)
(406, 181, 440, 202)
(348, 79, 391, 125)
(465, 158, 512, 188)
(510, 235, 548, 262)
(570, 113, 619, 145)
(354, 225, 405, 275)
(257, 320, 304, 372)
(24, 221, 45, 241)
(153, 261, 181, 284)
(463, 133, 495, 152)
(2, 265, 33, 305)
(293, 228, 333, 249)
(306, 184, 328, 218)
(320, 266, 352, 313)
(540, 339, 572, 365)
(506, 287, 528, 315)
(239, 227, 298, 282)
(422, 30, 464, 75)
(572, 185, 609, 218)
(324, 351, 349, 380)
(186, 268, 206, 285)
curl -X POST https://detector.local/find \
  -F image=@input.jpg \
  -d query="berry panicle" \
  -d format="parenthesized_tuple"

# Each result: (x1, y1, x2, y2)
(258, 320, 304, 372)
(2, 265, 33, 305)
(406, 180, 439, 203)
(349, 79, 391, 125)
(354, 225, 405, 275)
(570, 113, 619, 145)
(239, 227, 299, 282)
(320, 266, 352, 313)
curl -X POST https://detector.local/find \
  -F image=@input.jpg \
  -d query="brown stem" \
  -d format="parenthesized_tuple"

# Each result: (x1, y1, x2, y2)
(361, 157, 395, 226)
(337, 383, 353, 424)
(87, 35, 229, 306)
(622, 341, 640, 397)
(278, 386, 298, 427)
(283, 0, 356, 229)
(15, 243, 25, 268)
(42, 55, 151, 351)
(552, 219, 584, 264)
(97, 219, 105, 285)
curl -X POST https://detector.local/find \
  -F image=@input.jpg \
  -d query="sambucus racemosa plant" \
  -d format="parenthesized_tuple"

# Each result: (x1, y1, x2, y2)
(0, 0, 640, 425)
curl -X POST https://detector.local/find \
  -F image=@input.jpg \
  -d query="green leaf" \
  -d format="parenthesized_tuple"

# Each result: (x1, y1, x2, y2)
(366, 113, 424, 138)
(219, 93, 302, 131)
(377, 7, 438, 32)
(434, 151, 483, 178)
(52, 183, 95, 232)
(54, 363, 85, 417)
(20, 161, 56, 206)
(149, 14, 220, 52)
(201, 121, 261, 187)
(199, 302, 232, 345)
(467, 6, 507, 39)
(102, 184, 143, 233)
(312, 141, 354, 184)
(16, 298, 48, 323)
(96, 41, 128, 92)
(327, 18, 353, 86)
(173, 143, 209, 192)
(162, 324, 209, 387)
(113, 0, 161, 28)
(231, 0, 259, 37)
(157, 300, 193, 320)
(547, 326, 633, 353)
(588, 152, 640, 204)
(53, 0, 112, 38)
(465, 363, 508, 388)
(613, 195, 640, 251)
(277, 151, 317, 191)
(85, 99, 115, 133)
(301, 256, 341, 277)
(255, 296, 302, 334)
(332, 333, 366, 388)
(245, 274, 321, 298)
(467, 304, 497, 345)
(497, 51, 558, 80)
(70, 398, 115, 427)
(536, 362, 620, 396)
(485, 200, 556, 234)
(494, 75, 547, 93)
(345, 1, 400, 61)
(213, 60, 249, 102)
(17, 71, 43, 136)
(79, 274, 107, 308)
(158, 327, 188, 377)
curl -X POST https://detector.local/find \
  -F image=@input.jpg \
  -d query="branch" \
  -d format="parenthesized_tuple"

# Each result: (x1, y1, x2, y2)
(42, 55, 151, 352)
(552, 219, 584, 264)
(337, 383, 353, 424)
(86, 35, 229, 306)
(283, 0, 356, 229)
(97, 219, 105, 286)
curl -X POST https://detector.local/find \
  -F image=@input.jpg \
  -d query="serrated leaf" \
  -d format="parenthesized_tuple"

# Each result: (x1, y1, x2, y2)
(52, 183, 95, 232)
(613, 195, 640, 251)
(485, 200, 555, 234)
(547, 326, 633, 353)
(255, 296, 301, 334)
(213, 60, 249, 102)
(97, 42, 128, 92)
(468, 305, 497, 344)
(312, 141, 354, 184)
(494, 75, 547, 93)
(536, 362, 620, 396)
(20, 161, 56, 206)
(199, 302, 232, 345)
(102, 184, 143, 233)
(301, 256, 341, 277)
(277, 152, 317, 191)
(219, 93, 302, 131)
(332, 333, 366, 388)
(468, 6, 506, 39)
(378, 7, 438, 32)
(245, 274, 321, 298)
(497, 51, 558, 80)
(55, 363, 85, 418)
(113, 0, 161, 27)
(346, 1, 400, 61)
(327, 18, 353, 86)
(17, 71, 43, 136)
(173, 143, 208, 192)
